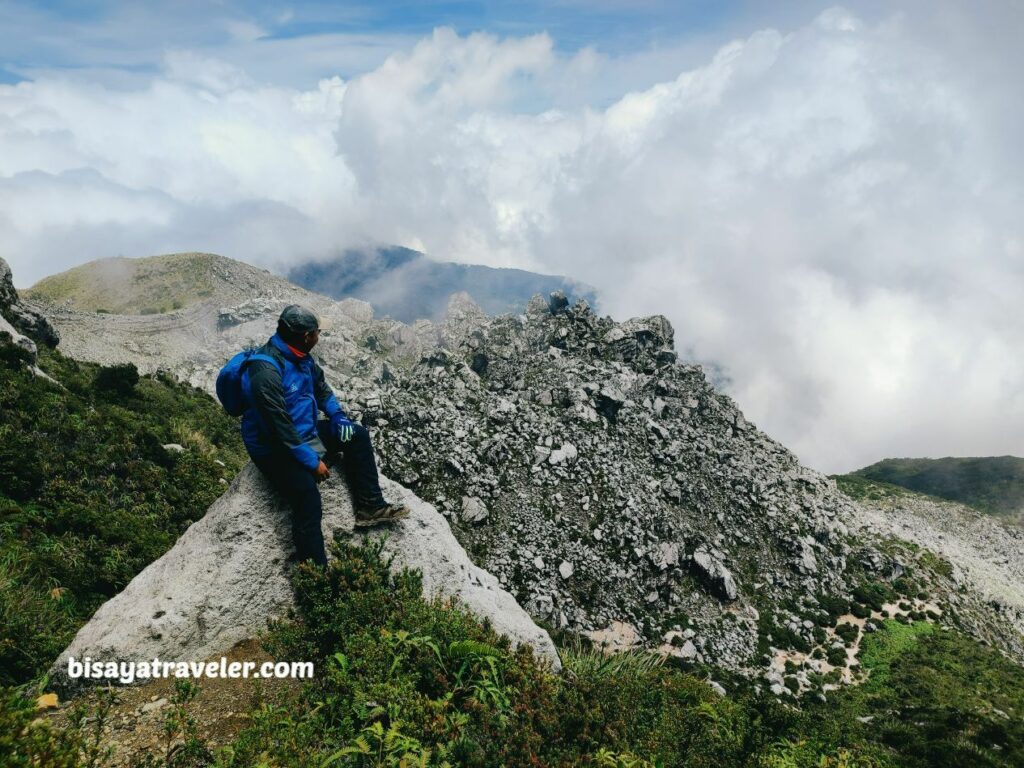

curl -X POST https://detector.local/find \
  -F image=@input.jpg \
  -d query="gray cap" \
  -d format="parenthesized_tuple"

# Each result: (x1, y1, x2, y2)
(278, 304, 320, 333)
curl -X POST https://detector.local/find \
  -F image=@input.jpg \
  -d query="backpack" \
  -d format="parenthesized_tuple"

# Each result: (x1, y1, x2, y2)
(215, 349, 283, 416)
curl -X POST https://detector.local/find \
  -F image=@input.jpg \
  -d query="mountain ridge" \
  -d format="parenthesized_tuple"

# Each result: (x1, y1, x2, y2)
(845, 456, 1024, 526)
(23, 251, 1024, 692)
(288, 245, 598, 322)
(24, 252, 311, 315)
(25, 248, 598, 324)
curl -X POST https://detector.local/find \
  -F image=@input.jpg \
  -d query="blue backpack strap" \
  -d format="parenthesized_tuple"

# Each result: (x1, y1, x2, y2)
(238, 352, 286, 423)
(244, 352, 284, 376)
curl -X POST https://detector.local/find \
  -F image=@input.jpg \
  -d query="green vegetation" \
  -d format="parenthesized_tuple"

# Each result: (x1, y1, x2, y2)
(232, 546, 1020, 767)
(919, 550, 955, 580)
(0, 346, 246, 685)
(4, 541, 1024, 766)
(826, 646, 848, 667)
(818, 619, 1024, 766)
(832, 474, 912, 503)
(834, 623, 859, 645)
(25, 253, 225, 315)
(1, 342, 1023, 766)
(178, 539, 891, 767)
(1, 686, 82, 767)
(841, 456, 1024, 521)
(856, 620, 934, 686)
(816, 594, 851, 626)
(851, 582, 896, 613)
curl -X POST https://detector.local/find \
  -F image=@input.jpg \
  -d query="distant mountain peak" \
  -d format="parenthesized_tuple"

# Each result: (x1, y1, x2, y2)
(27, 248, 597, 325)
(288, 246, 598, 322)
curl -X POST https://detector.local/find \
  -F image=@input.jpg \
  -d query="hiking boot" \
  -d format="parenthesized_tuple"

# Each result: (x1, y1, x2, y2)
(353, 502, 410, 528)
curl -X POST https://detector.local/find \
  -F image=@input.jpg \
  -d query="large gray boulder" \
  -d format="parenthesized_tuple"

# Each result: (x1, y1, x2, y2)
(49, 463, 560, 691)
(0, 257, 59, 347)
(0, 312, 37, 359)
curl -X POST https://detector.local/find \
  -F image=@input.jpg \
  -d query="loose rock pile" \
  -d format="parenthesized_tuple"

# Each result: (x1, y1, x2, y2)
(344, 292, 862, 673)
(31, 254, 1024, 691)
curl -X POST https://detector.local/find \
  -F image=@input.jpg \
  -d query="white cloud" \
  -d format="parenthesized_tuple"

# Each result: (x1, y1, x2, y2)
(1, 5, 1022, 472)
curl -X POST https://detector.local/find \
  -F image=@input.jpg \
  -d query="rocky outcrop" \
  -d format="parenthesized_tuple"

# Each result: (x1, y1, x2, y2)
(0, 312, 36, 360)
(367, 293, 860, 670)
(31, 252, 1024, 682)
(691, 547, 739, 602)
(0, 257, 59, 348)
(49, 463, 560, 692)
(1, 258, 60, 383)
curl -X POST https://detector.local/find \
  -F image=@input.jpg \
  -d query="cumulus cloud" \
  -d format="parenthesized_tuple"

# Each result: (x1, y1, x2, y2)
(1, 4, 1022, 472)
(0, 54, 355, 276)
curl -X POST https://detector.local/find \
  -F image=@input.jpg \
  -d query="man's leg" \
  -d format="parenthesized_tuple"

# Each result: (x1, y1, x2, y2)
(317, 420, 386, 511)
(251, 454, 328, 566)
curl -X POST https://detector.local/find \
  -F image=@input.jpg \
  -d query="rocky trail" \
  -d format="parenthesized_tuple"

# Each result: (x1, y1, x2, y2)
(42, 639, 300, 768)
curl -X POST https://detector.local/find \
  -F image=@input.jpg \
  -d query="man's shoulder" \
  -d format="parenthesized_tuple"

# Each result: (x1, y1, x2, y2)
(254, 340, 280, 357)
(246, 342, 286, 376)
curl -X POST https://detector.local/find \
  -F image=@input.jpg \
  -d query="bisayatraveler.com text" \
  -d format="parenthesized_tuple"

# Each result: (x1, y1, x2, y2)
(66, 656, 314, 685)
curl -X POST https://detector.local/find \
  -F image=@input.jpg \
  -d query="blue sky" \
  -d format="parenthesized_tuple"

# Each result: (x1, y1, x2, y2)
(1, 0, 1022, 472)
(0, 0, 892, 87)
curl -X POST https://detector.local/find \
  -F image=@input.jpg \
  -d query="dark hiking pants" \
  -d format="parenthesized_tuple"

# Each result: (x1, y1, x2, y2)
(250, 420, 386, 566)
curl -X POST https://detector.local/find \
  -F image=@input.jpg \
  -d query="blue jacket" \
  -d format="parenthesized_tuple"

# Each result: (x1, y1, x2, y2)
(240, 333, 344, 470)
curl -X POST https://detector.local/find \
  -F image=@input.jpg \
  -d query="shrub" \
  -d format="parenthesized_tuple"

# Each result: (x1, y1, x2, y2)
(852, 583, 896, 613)
(93, 362, 139, 398)
(0, 687, 83, 767)
(0, 332, 34, 369)
(834, 623, 859, 645)
(850, 603, 872, 620)
(826, 647, 848, 667)
(919, 550, 954, 579)
(244, 540, 759, 768)
(759, 617, 812, 654)
(830, 620, 1024, 766)
(816, 594, 851, 624)
(755, 739, 887, 768)
(0, 348, 246, 685)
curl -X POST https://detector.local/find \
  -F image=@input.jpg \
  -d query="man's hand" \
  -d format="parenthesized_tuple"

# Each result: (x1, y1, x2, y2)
(331, 413, 355, 443)
(313, 460, 331, 483)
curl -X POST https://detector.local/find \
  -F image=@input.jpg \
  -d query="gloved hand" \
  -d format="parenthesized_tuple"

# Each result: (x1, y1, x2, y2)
(330, 412, 355, 443)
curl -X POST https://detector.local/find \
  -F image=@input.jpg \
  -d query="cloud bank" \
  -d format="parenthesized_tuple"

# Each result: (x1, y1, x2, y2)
(1, 5, 1021, 472)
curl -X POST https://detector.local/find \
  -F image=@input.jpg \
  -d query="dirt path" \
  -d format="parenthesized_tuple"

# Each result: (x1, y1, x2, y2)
(44, 639, 303, 767)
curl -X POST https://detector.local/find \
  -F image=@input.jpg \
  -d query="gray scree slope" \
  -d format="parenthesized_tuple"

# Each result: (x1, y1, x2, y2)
(30, 252, 1024, 687)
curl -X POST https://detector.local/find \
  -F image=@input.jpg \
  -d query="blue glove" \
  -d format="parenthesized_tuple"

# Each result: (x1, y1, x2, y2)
(331, 413, 355, 443)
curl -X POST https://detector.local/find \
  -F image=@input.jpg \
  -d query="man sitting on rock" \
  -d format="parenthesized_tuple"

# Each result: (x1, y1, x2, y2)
(242, 304, 408, 566)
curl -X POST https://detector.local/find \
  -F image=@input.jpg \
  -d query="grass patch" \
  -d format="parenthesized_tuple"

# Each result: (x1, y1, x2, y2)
(0, 347, 246, 685)
(832, 475, 911, 503)
(815, 619, 1024, 767)
(858, 619, 934, 686)
(919, 550, 954, 579)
